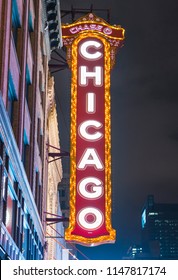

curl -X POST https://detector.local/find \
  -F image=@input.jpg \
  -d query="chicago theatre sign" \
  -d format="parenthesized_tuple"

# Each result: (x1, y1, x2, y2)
(62, 13, 125, 246)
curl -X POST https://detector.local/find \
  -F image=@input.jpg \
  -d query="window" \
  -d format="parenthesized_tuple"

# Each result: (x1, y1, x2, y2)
(39, 71, 45, 110)
(25, 65, 32, 109)
(7, 90, 15, 122)
(35, 171, 43, 218)
(6, 187, 14, 236)
(37, 118, 41, 147)
(0, 137, 4, 161)
(28, 11, 34, 32)
(12, 0, 21, 48)
(37, 118, 43, 157)
(2, 173, 8, 225)
(0, 139, 3, 205)
(61, 201, 66, 209)
(59, 189, 65, 197)
(35, 171, 39, 206)
(38, 185, 43, 219)
(13, 183, 24, 251)
(22, 130, 29, 174)
(7, 72, 17, 123)
(22, 226, 29, 259)
(25, 81, 30, 106)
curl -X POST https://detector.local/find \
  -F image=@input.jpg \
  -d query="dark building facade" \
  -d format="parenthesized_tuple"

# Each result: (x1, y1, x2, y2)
(141, 195, 178, 259)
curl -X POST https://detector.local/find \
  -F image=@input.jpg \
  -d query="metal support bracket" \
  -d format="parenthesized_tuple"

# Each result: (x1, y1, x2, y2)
(46, 143, 69, 163)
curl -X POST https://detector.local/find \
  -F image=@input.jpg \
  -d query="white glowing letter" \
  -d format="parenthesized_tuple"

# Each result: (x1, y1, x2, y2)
(79, 120, 103, 141)
(77, 207, 103, 230)
(80, 40, 102, 60)
(87, 92, 95, 113)
(78, 177, 103, 199)
(79, 66, 102, 86)
(77, 148, 103, 170)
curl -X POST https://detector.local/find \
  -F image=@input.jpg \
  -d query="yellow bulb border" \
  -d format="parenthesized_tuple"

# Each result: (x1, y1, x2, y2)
(65, 31, 116, 246)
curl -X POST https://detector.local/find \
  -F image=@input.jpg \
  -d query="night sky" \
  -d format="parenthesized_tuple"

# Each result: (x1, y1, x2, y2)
(53, 0, 178, 259)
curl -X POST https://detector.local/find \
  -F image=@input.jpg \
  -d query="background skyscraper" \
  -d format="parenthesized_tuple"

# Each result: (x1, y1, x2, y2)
(141, 195, 178, 259)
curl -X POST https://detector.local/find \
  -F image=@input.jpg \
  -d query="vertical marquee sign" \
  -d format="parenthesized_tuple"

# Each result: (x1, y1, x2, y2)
(62, 13, 125, 246)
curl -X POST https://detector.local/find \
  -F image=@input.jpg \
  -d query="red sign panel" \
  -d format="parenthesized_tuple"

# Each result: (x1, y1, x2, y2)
(62, 14, 125, 246)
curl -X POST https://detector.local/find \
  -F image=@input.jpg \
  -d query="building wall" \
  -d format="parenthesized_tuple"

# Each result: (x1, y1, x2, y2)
(58, 173, 70, 229)
(0, 0, 63, 260)
(46, 76, 63, 260)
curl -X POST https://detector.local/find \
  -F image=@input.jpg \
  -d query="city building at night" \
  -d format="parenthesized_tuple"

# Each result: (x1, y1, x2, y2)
(46, 76, 64, 260)
(58, 173, 77, 259)
(123, 245, 143, 260)
(0, 0, 64, 260)
(141, 195, 178, 259)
